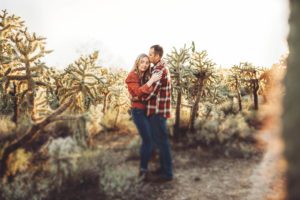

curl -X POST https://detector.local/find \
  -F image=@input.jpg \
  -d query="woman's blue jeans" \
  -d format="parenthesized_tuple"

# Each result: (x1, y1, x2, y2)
(131, 108, 153, 172)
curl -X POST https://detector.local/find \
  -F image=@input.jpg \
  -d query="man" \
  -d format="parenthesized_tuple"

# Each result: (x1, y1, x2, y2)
(142, 45, 173, 182)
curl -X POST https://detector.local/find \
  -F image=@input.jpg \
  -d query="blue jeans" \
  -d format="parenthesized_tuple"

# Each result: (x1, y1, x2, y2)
(149, 114, 173, 179)
(131, 108, 153, 172)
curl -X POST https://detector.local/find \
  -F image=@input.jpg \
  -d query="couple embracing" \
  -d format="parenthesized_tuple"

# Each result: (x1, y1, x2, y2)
(125, 45, 173, 183)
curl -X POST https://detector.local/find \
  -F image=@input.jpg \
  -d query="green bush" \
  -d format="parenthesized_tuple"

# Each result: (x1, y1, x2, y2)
(0, 141, 142, 200)
(190, 101, 259, 157)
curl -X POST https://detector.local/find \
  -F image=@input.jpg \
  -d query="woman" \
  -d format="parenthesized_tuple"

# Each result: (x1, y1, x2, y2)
(125, 53, 162, 179)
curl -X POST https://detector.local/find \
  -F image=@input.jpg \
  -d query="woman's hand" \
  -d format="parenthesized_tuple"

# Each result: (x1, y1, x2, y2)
(151, 71, 163, 82)
(146, 71, 163, 86)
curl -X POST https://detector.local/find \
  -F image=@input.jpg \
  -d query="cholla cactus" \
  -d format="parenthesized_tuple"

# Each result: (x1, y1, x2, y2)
(0, 10, 52, 121)
(97, 68, 120, 114)
(228, 64, 244, 111)
(201, 69, 231, 105)
(58, 51, 103, 113)
(9, 28, 52, 114)
(238, 62, 263, 110)
(0, 10, 23, 118)
(189, 49, 216, 131)
(167, 44, 192, 139)
(106, 69, 130, 128)
(0, 10, 24, 65)
(31, 66, 63, 121)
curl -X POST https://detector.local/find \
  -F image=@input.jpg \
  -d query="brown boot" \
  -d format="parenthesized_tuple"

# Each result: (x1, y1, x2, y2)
(152, 176, 173, 183)
(150, 168, 163, 176)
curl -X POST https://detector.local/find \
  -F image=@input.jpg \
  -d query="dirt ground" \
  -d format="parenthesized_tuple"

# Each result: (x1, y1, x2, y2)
(131, 149, 260, 200)
(94, 132, 284, 200)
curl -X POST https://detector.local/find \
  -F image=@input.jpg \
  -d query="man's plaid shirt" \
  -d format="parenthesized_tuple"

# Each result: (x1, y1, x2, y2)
(142, 60, 171, 119)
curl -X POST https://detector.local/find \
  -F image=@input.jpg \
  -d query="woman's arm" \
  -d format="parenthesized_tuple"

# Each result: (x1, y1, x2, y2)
(125, 71, 162, 98)
(127, 82, 153, 97)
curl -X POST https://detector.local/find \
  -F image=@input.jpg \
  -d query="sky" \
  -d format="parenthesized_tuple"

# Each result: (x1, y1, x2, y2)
(1, 0, 289, 70)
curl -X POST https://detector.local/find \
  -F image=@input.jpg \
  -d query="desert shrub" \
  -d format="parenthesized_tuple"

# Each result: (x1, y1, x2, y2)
(48, 137, 82, 175)
(99, 164, 141, 200)
(0, 138, 142, 200)
(217, 100, 239, 116)
(242, 109, 262, 129)
(0, 137, 85, 200)
(48, 146, 142, 200)
(0, 170, 52, 200)
(46, 147, 103, 200)
(125, 135, 141, 160)
(190, 101, 260, 157)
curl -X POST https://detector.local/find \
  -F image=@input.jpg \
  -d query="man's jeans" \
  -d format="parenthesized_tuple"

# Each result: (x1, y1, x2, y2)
(131, 108, 153, 172)
(149, 114, 173, 179)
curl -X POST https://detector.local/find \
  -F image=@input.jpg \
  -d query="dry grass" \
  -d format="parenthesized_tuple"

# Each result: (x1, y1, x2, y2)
(0, 116, 16, 142)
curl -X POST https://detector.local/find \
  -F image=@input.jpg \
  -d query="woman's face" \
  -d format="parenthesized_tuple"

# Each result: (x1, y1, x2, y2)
(138, 57, 150, 72)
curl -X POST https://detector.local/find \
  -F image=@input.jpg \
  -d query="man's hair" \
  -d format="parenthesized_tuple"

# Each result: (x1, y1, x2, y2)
(151, 45, 164, 58)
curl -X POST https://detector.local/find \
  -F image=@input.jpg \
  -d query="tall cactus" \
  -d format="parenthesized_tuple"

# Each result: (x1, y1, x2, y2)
(10, 29, 52, 115)
(58, 51, 103, 113)
(228, 64, 243, 111)
(97, 68, 120, 114)
(167, 44, 191, 139)
(0, 10, 24, 65)
(238, 62, 262, 110)
(0, 10, 23, 120)
(0, 10, 51, 121)
(189, 50, 216, 131)
(107, 69, 130, 127)
(282, 0, 300, 199)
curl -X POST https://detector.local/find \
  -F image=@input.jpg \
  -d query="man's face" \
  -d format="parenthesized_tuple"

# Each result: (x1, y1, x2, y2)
(149, 48, 160, 64)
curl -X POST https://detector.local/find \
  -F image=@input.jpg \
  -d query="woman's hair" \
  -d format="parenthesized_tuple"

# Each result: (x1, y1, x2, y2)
(132, 53, 151, 84)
